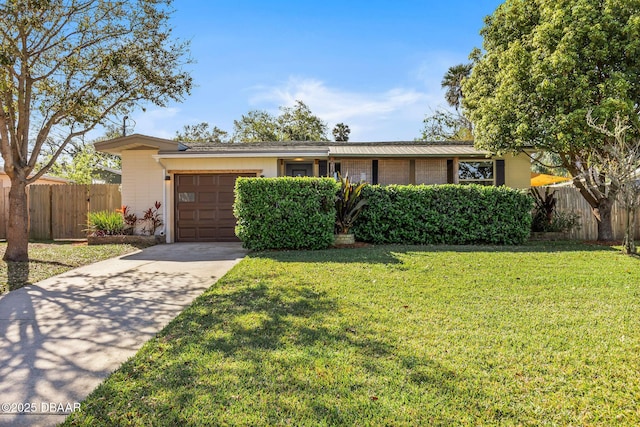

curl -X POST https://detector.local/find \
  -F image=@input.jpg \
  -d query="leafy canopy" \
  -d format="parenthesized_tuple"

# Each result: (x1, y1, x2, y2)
(463, 0, 640, 157)
(175, 122, 229, 143)
(0, 0, 192, 182)
(232, 100, 328, 142)
(0, 0, 192, 261)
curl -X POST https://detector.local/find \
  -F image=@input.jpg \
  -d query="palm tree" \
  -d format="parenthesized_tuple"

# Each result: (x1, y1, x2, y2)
(441, 63, 472, 111)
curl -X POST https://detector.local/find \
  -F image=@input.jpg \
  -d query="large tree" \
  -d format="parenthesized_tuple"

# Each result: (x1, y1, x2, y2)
(232, 100, 328, 142)
(0, 0, 192, 261)
(231, 110, 279, 142)
(463, 0, 640, 241)
(278, 100, 328, 141)
(587, 112, 640, 254)
(418, 109, 473, 141)
(175, 122, 229, 143)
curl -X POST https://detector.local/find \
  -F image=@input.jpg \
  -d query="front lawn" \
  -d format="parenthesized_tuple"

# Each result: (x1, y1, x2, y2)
(64, 242, 640, 426)
(0, 242, 140, 294)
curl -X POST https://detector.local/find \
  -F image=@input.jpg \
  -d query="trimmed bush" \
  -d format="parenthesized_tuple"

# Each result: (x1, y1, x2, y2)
(353, 184, 533, 245)
(234, 177, 337, 250)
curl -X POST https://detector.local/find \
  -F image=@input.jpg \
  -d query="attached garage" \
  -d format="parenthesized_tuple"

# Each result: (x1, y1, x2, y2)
(175, 173, 254, 242)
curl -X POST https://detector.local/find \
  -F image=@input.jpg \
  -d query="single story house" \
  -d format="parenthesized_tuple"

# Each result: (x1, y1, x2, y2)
(95, 134, 531, 243)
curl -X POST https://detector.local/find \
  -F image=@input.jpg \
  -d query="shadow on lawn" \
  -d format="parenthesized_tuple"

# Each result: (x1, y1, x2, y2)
(249, 240, 618, 265)
(72, 273, 499, 425)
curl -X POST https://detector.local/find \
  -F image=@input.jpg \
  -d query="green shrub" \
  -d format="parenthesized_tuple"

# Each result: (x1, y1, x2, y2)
(234, 177, 338, 250)
(530, 188, 581, 233)
(353, 184, 533, 245)
(86, 210, 125, 236)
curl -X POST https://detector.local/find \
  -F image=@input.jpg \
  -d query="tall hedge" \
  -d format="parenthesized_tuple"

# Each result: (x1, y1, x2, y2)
(353, 184, 533, 245)
(234, 177, 337, 250)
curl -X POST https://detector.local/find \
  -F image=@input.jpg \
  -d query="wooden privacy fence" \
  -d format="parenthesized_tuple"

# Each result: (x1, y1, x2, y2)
(534, 186, 640, 241)
(0, 184, 121, 240)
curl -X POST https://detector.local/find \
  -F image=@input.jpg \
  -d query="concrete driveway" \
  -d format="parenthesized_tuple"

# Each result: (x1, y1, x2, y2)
(0, 242, 246, 427)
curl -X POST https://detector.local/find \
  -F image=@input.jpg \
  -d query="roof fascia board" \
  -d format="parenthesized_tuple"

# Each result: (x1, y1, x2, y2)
(154, 151, 330, 159)
(330, 153, 490, 158)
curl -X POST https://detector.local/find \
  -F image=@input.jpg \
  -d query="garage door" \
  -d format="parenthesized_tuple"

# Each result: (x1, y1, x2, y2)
(175, 173, 253, 242)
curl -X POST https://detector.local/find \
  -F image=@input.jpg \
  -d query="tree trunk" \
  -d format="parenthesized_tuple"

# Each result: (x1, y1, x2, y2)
(3, 179, 29, 262)
(593, 198, 615, 242)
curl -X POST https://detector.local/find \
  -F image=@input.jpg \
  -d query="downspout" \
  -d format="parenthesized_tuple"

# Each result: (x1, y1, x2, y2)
(154, 157, 169, 242)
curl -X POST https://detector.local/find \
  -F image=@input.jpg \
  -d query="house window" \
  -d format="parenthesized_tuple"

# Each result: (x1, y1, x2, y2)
(458, 160, 494, 186)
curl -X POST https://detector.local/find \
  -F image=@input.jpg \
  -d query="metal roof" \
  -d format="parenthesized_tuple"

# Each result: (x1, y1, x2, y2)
(96, 134, 493, 158)
(328, 144, 489, 157)
(177, 140, 487, 157)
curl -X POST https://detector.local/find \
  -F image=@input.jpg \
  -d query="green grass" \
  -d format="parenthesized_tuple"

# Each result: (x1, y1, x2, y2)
(0, 241, 140, 294)
(64, 242, 640, 426)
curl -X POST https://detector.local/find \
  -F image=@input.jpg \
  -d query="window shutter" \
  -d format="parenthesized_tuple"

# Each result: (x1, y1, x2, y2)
(495, 160, 505, 186)
(318, 160, 328, 177)
(372, 160, 379, 185)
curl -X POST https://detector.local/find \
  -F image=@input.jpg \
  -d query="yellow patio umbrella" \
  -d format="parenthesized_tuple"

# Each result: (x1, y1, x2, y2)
(530, 173, 571, 187)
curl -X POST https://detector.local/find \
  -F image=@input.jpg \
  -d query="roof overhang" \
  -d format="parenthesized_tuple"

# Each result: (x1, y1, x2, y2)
(153, 144, 329, 159)
(154, 149, 329, 159)
(328, 145, 491, 158)
(94, 134, 185, 155)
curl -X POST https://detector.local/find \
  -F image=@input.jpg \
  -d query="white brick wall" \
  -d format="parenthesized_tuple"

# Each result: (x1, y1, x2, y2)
(121, 150, 165, 234)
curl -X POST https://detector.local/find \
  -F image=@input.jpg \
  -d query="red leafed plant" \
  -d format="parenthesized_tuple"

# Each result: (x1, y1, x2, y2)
(116, 205, 138, 234)
(141, 201, 163, 236)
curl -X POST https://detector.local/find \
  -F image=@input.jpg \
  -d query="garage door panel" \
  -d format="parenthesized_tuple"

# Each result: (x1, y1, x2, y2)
(177, 175, 197, 186)
(217, 227, 237, 240)
(218, 193, 235, 204)
(198, 175, 217, 186)
(198, 209, 216, 221)
(218, 175, 238, 186)
(218, 209, 235, 220)
(198, 228, 218, 238)
(199, 192, 217, 203)
(178, 228, 196, 239)
(177, 209, 196, 221)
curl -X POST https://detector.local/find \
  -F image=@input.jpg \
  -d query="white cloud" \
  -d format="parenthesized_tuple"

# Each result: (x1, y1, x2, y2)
(247, 77, 441, 141)
(413, 52, 463, 88)
(129, 107, 181, 139)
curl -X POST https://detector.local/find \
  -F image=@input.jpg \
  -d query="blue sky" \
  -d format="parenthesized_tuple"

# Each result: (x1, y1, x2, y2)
(125, 1, 504, 142)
